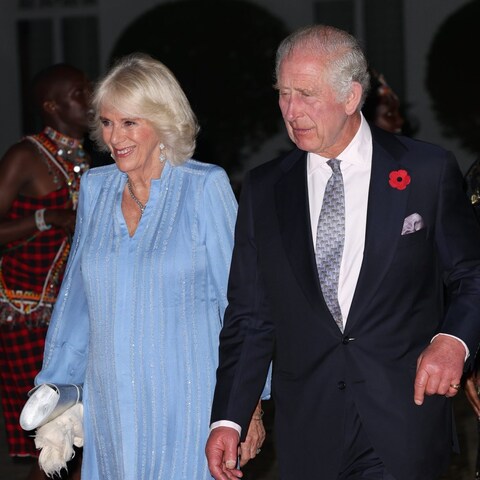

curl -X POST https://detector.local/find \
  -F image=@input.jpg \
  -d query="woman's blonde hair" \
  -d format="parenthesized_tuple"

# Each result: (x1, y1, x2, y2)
(90, 53, 199, 166)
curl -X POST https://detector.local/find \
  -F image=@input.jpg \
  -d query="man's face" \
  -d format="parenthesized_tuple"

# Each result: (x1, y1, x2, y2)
(51, 69, 92, 135)
(277, 52, 358, 158)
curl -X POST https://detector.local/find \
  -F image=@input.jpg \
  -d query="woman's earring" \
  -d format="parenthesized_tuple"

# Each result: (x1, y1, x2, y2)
(159, 143, 166, 162)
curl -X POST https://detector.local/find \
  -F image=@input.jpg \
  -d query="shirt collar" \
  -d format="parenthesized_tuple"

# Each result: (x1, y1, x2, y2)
(308, 113, 372, 172)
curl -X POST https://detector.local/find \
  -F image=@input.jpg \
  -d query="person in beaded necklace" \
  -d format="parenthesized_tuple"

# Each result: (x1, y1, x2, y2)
(0, 63, 91, 480)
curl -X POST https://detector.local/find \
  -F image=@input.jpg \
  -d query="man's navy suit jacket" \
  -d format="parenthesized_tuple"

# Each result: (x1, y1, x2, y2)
(212, 126, 480, 480)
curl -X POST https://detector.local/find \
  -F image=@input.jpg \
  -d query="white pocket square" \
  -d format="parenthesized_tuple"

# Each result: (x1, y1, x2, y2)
(401, 213, 425, 235)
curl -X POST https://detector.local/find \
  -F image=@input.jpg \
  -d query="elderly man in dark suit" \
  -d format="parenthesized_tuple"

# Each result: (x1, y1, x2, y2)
(205, 24, 480, 480)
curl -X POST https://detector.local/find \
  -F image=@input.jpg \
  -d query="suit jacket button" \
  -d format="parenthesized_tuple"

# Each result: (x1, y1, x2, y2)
(342, 336, 350, 344)
(337, 381, 346, 390)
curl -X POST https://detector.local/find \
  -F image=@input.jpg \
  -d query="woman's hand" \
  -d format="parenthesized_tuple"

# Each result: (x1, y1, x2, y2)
(464, 371, 480, 417)
(238, 401, 265, 467)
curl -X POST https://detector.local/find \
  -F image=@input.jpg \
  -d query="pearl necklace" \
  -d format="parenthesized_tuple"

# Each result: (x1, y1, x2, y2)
(126, 178, 146, 215)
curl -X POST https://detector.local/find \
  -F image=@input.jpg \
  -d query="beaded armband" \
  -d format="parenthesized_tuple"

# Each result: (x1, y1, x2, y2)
(35, 208, 52, 231)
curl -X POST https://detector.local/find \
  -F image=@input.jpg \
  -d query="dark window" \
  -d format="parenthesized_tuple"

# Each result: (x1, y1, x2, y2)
(17, 19, 54, 134)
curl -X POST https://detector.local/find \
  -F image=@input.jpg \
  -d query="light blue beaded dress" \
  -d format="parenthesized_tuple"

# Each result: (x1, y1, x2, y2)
(35, 160, 237, 479)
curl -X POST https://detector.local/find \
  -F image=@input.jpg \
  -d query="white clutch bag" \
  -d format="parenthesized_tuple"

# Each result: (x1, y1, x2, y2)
(20, 383, 83, 431)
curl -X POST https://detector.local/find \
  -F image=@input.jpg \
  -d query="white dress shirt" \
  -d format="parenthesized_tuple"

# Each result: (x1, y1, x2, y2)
(308, 115, 372, 327)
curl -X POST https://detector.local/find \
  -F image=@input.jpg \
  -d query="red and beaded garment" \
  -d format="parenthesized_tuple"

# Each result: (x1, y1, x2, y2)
(0, 126, 87, 327)
(0, 189, 70, 327)
(0, 128, 88, 457)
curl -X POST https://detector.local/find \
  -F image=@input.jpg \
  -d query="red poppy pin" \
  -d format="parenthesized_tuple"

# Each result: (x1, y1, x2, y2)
(389, 169, 411, 190)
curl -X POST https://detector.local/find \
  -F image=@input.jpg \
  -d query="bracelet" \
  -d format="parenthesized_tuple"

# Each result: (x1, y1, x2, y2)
(252, 409, 264, 420)
(35, 209, 51, 231)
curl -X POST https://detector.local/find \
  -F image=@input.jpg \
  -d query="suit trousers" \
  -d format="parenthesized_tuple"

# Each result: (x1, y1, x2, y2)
(337, 393, 397, 480)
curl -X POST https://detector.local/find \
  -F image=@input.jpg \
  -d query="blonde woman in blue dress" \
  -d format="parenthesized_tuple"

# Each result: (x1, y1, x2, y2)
(32, 53, 266, 479)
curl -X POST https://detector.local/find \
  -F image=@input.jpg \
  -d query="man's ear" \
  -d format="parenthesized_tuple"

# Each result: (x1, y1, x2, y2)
(42, 100, 57, 115)
(345, 82, 363, 115)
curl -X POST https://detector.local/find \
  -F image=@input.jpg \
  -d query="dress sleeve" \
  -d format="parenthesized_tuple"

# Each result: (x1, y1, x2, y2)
(203, 166, 238, 319)
(35, 170, 95, 386)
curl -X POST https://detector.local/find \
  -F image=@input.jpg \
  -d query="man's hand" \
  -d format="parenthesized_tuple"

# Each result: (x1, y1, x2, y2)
(414, 335, 466, 405)
(206, 426, 242, 480)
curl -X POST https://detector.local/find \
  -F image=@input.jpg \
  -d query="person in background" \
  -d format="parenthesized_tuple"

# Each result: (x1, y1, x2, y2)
(362, 67, 405, 134)
(463, 157, 480, 222)
(462, 158, 480, 480)
(0, 63, 91, 480)
(31, 53, 265, 479)
(464, 362, 480, 479)
(205, 24, 480, 480)
(362, 67, 418, 138)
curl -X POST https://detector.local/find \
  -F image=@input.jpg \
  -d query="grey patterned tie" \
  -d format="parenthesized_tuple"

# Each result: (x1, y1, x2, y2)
(315, 158, 345, 331)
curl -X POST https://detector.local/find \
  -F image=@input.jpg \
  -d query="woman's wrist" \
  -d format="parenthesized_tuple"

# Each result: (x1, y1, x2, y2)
(252, 401, 264, 421)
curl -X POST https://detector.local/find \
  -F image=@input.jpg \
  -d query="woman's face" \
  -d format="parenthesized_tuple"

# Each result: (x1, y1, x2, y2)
(99, 106, 161, 175)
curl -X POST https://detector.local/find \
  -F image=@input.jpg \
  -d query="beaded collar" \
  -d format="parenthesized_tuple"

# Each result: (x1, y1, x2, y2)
(44, 125, 82, 148)
(44, 126, 86, 163)
(28, 127, 90, 208)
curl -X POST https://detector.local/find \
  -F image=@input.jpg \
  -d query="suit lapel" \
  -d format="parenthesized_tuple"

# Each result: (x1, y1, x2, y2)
(274, 132, 411, 332)
(275, 149, 337, 330)
(346, 133, 410, 330)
